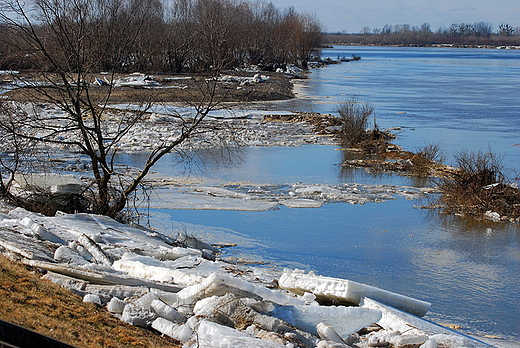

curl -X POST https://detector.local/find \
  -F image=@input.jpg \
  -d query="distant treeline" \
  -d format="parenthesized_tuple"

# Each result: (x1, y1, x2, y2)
(325, 22, 520, 47)
(0, 0, 322, 73)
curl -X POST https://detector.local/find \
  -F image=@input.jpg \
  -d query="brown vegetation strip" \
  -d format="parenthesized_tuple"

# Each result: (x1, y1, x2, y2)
(6, 72, 295, 104)
(0, 256, 179, 348)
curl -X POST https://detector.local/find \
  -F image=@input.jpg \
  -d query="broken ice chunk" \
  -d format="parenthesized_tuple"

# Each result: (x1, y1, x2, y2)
(133, 292, 159, 310)
(121, 304, 157, 328)
(187, 320, 287, 348)
(20, 217, 65, 244)
(107, 297, 126, 314)
(279, 272, 431, 317)
(361, 298, 488, 347)
(83, 294, 102, 305)
(391, 334, 429, 347)
(175, 273, 304, 311)
(54, 245, 89, 266)
(151, 318, 192, 343)
(112, 253, 204, 286)
(317, 322, 347, 344)
(150, 299, 185, 323)
(271, 304, 381, 337)
(78, 234, 112, 267)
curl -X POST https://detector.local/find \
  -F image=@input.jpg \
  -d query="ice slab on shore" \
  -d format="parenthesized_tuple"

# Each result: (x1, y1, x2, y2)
(317, 322, 348, 344)
(175, 273, 304, 310)
(113, 253, 207, 286)
(361, 297, 489, 347)
(0, 226, 55, 261)
(151, 318, 192, 343)
(186, 320, 287, 348)
(13, 173, 86, 194)
(271, 304, 382, 337)
(279, 271, 431, 317)
(5, 209, 191, 260)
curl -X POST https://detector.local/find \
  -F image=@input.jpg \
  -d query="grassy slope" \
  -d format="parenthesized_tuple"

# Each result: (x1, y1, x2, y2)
(0, 255, 179, 348)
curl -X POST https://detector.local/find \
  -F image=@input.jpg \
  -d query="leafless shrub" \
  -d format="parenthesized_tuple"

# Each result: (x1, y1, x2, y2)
(415, 143, 446, 163)
(337, 97, 374, 147)
(437, 150, 520, 220)
(411, 143, 446, 176)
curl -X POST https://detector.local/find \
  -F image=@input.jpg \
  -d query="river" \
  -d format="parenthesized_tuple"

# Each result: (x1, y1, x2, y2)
(139, 46, 519, 342)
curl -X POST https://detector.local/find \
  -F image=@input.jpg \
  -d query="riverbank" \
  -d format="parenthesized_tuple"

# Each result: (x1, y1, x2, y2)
(0, 254, 178, 347)
(324, 42, 520, 50)
(0, 202, 497, 348)
(2, 69, 297, 104)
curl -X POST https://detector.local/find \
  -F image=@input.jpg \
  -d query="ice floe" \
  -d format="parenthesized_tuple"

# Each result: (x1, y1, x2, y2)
(113, 74, 160, 87)
(149, 181, 435, 211)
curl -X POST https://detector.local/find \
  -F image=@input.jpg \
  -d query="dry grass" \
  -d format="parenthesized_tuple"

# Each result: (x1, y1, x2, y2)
(344, 143, 451, 178)
(0, 255, 180, 348)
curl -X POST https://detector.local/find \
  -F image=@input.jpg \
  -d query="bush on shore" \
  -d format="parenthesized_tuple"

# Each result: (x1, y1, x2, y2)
(337, 98, 373, 146)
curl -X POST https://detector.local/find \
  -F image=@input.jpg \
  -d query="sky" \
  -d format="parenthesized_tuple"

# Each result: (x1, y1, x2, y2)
(273, 0, 520, 33)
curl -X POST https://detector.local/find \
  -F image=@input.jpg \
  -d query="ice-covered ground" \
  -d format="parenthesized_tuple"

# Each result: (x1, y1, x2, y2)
(0, 205, 492, 347)
(8, 102, 334, 153)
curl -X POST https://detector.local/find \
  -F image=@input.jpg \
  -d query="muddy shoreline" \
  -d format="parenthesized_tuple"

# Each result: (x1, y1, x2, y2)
(3, 70, 298, 104)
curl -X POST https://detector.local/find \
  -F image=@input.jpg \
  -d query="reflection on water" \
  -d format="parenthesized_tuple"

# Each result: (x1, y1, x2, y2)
(338, 149, 435, 187)
(120, 145, 429, 187)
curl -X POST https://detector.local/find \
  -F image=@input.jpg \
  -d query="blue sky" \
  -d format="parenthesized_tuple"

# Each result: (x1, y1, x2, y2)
(273, 0, 520, 33)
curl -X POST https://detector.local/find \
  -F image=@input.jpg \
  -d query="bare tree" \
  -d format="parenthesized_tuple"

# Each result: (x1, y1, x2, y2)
(0, 101, 35, 201)
(473, 21, 493, 38)
(499, 23, 515, 37)
(0, 0, 225, 218)
(164, 0, 196, 72)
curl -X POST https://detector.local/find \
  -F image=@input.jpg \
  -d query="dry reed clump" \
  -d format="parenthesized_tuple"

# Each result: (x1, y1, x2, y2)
(437, 150, 520, 221)
(337, 98, 393, 154)
(337, 98, 373, 147)
(346, 143, 448, 177)
(408, 143, 447, 176)
(0, 255, 179, 348)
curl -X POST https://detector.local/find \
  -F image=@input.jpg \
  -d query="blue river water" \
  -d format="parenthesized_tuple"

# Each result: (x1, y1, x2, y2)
(278, 46, 520, 173)
(135, 47, 519, 341)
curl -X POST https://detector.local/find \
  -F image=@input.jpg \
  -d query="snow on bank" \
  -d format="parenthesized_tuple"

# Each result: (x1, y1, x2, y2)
(0, 205, 490, 347)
